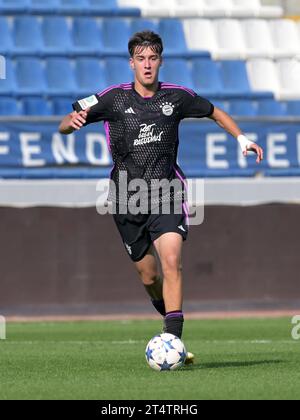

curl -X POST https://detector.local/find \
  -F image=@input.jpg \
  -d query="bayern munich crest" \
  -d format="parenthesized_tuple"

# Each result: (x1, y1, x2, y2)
(160, 102, 175, 116)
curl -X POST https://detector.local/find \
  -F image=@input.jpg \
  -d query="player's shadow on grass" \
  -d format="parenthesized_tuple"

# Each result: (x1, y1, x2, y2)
(184, 360, 283, 371)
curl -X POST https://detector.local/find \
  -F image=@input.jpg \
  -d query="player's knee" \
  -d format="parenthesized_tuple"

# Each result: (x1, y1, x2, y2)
(162, 254, 182, 274)
(138, 270, 160, 286)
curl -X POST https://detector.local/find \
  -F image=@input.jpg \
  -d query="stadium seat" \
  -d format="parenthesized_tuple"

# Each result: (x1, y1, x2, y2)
(214, 19, 247, 60)
(130, 18, 158, 34)
(0, 97, 23, 115)
(257, 99, 287, 116)
(75, 58, 107, 96)
(72, 18, 104, 56)
(230, 0, 283, 18)
(29, 0, 60, 14)
(102, 18, 130, 56)
(277, 58, 300, 100)
(0, 0, 29, 14)
(105, 58, 133, 85)
(59, 0, 88, 15)
(229, 99, 257, 116)
(23, 97, 53, 115)
(0, 17, 14, 55)
(172, 0, 205, 18)
(183, 19, 219, 58)
(285, 101, 300, 116)
(158, 19, 187, 56)
(0, 58, 17, 96)
(247, 59, 281, 98)
(139, 0, 174, 18)
(219, 60, 252, 97)
(192, 58, 223, 97)
(160, 59, 195, 90)
(52, 97, 74, 115)
(42, 17, 73, 56)
(15, 58, 47, 96)
(89, 0, 133, 17)
(13, 16, 43, 56)
(45, 58, 77, 96)
(242, 19, 278, 59)
(202, 0, 233, 18)
(270, 19, 300, 59)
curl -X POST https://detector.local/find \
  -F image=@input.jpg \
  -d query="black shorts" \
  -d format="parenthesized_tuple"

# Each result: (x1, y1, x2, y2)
(113, 201, 189, 262)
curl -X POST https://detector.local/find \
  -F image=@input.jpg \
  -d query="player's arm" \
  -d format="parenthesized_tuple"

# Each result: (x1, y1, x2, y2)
(58, 91, 115, 135)
(58, 108, 91, 135)
(209, 106, 264, 164)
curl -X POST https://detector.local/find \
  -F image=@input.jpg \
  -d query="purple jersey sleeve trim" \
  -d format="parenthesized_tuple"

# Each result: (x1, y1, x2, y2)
(104, 121, 111, 152)
(97, 83, 133, 97)
(161, 83, 196, 97)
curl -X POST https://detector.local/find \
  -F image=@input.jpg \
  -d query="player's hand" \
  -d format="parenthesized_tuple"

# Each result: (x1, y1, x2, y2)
(69, 107, 91, 131)
(243, 143, 264, 164)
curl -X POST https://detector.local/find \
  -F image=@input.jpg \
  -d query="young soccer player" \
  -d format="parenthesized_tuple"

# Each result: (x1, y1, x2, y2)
(59, 31, 264, 364)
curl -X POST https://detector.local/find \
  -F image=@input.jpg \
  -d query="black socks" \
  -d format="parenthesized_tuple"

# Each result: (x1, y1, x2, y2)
(163, 310, 184, 339)
(151, 299, 166, 317)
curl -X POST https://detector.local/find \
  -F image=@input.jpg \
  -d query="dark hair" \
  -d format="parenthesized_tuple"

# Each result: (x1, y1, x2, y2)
(128, 30, 163, 57)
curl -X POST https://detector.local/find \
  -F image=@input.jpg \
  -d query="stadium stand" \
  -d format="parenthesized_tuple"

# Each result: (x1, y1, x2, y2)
(0, 0, 299, 116)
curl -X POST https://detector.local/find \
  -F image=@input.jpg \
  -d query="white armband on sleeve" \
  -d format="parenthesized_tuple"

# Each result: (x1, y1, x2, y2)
(237, 134, 254, 152)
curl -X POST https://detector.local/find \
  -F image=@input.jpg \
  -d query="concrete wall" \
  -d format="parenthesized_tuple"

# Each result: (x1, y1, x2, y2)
(0, 205, 299, 315)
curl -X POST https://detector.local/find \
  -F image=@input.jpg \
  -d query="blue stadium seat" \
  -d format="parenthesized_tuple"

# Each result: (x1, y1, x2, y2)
(285, 101, 300, 116)
(0, 17, 14, 56)
(52, 97, 74, 115)
(59, 0, 88, 14)
(192, 58, 223, 97)
(102, 18, 131, 56)
(15, 58, 47, 96)
(23, 97, 53, 115)
(0, 0, 29, 14)
(89, 0, 140, 17)
(160, 59, 195, 90)
(13, 16, 43, 56)
(75, 58, 107, 96)
(219, 60, 273, 100)
(218, 60, 251, 98)
(158, 20, 187, 57)
(45, 58, 77, 96)
(42, 17, 73, 56)
(72, 18, 104, 56)
(88, 0, 118, 16)
(105, 58, 132, 85)
(131, 19, 158, 35)
(29, 0, 59, 14)
(211, 100, 230, 114)
(0, 58, 17, 96)
(257, 99, 287, 116)
(229, 100, 257, 117)
(0, 97, 23, 115)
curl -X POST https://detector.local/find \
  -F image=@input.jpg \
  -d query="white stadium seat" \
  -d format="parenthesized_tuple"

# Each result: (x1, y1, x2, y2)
(270, 19, 300, 58)
(214, 19, 247, 60)
(247, 59, 281, 97)
(172, 0, 205, 18)
(242, 20, 276, 59)
(183, 19, 219, 57)
(277, 58, 300, 100)
(231, 0, 283, 18)
(202, 0, 233, 18)
(138, 0, 173, 17)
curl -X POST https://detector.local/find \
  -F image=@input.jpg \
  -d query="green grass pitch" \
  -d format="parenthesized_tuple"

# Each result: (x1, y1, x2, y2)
(0, 318, 300, 400)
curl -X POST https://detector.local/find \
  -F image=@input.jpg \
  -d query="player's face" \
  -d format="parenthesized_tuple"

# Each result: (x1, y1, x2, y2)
(130, 46, 162, 87)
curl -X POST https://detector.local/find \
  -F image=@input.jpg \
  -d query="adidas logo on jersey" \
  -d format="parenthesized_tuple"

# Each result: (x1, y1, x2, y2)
(125, 107, 136, 114)
(178, 225, 186, 233)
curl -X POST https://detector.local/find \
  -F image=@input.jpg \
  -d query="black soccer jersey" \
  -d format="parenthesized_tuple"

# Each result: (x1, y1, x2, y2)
(73, 82, 214, 205)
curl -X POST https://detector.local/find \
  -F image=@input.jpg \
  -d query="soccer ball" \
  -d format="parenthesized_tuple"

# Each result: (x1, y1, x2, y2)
(145, 333, 187, 371)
